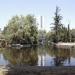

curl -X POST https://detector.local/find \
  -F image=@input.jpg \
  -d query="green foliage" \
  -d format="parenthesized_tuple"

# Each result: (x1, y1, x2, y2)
(3, 15, 38, 44)
(50, 7, 71, 43)
(51, 6, 63, 43)
(46, 31, 53, 42)
(38, 30, 46, 44)
(70, 29, 75, 42)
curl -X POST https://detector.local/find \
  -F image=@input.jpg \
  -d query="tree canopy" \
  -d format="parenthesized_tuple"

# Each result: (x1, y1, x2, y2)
(50, 7, 71, 43)
(3, 15, 38, 44)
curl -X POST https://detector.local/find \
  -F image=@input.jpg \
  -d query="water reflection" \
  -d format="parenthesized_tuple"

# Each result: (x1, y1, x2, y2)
(2, 47, 38, 66)
(0, 46, 75, 66)
(51, 47, 71, 66)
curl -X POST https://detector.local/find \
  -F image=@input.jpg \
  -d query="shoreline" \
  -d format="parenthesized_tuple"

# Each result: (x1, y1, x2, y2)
(1, 66, 75, 75)
(56, 42, 75, 46)
(55, 42, 75, 48)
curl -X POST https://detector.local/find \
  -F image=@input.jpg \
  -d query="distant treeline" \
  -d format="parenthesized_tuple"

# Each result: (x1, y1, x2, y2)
(46, 7, 75, 43)
(0, 7, 75, 46)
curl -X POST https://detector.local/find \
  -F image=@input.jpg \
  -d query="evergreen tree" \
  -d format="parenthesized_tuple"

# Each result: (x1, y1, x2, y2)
(67, 24, 70, 42)
(51, 6, 63, 43)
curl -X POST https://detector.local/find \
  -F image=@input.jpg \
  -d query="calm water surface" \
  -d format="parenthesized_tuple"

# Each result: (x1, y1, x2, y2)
(0, 46, 75, 66)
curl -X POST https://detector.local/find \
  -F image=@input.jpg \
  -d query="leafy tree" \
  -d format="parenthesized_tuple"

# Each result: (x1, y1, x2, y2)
(3, 15, 38, 44)
(25, 15, 38, 44)
(70, 29, 75, 42)
(60, 26, 68, 42)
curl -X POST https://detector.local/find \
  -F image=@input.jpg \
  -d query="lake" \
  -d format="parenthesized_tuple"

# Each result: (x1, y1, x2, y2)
(0, 46, 75, 67)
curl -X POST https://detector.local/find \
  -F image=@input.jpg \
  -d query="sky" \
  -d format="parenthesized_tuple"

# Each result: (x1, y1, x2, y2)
(0, 0, 75, 32)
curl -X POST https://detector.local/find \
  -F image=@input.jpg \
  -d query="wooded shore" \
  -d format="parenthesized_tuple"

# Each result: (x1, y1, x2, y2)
(1, 66, 75, 75)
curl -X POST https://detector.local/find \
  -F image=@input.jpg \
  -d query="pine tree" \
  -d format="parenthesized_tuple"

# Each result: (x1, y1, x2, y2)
(51, 6, 63, 43)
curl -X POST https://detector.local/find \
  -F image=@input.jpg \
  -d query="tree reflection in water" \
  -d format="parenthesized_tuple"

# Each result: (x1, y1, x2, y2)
(0, 46, 75, 66)
(51, 46, 71, 66)
(2, 47, 38, 66)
